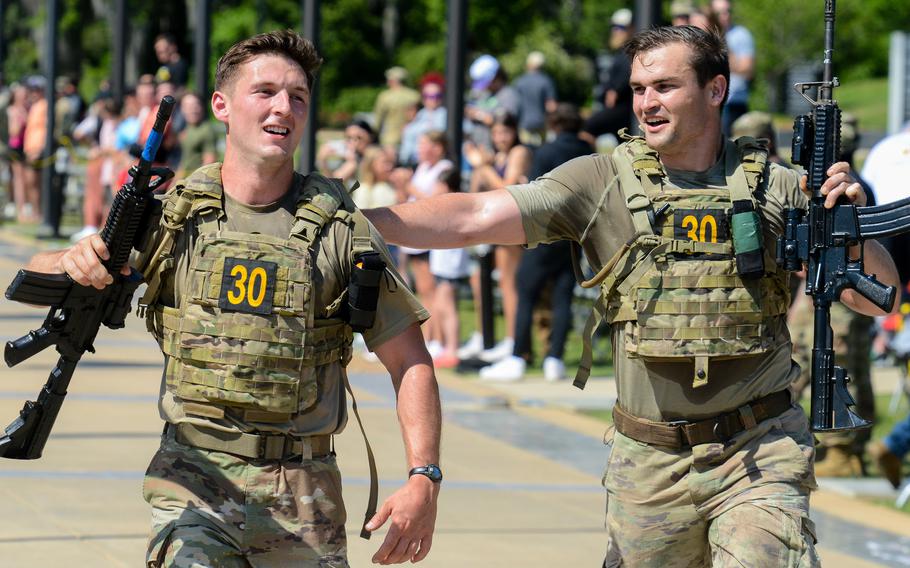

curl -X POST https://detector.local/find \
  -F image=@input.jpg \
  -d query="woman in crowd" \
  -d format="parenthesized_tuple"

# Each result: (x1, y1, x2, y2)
(6, 84, 29, 222)
(428, 168, 470, 368)
(462, 112, 533, 362)
(393, 130, 453, 356)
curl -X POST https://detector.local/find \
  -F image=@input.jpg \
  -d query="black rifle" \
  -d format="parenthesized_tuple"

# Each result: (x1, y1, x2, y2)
(777, 1, 910, 431)
(0, 96, 175, 459)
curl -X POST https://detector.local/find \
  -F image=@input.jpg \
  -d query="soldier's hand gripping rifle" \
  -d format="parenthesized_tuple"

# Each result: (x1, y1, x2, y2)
(0, 96, 176, 459)
(776, 1, 910, 432)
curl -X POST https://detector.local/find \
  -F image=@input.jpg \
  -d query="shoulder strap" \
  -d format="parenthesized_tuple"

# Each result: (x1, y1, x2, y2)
(291, 173, 356, 248)
(138, 164, 225, 312)
(729, 136, 769, 202)
(613, 137, 664, 236)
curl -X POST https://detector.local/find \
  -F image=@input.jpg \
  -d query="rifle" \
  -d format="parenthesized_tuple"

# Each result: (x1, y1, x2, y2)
(0, 96, 176, 459)
(776, 1, 910, 431)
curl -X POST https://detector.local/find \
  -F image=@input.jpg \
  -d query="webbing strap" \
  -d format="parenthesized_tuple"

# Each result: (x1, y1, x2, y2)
(344, 375, 379, 540)
(574, 295, 608, 390)
(173, 422, 331, 460)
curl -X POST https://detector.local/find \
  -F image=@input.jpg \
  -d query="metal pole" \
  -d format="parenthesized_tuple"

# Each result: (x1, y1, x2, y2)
(299, 0, 319, 173)
(629, 0, 662, 134)
(194, 0, 211, 103)
(0, 0, 6, 77)
(39, 0, 60, 237)
(633, 0, 662, 31)
(445, 0, 465, 170)
(111, 0, 126, 105)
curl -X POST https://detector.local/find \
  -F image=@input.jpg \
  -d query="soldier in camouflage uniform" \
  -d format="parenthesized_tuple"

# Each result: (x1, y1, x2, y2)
(26, 31, 442, 567)
(366, 26, 899, 566)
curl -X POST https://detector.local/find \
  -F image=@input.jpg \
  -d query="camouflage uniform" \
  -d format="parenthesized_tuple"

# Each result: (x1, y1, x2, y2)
(509, 134, 820, 566)
(135, 164, 427, 567)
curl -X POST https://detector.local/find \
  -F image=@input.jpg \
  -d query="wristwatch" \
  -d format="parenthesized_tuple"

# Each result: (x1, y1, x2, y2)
(408, 464, 443, 483)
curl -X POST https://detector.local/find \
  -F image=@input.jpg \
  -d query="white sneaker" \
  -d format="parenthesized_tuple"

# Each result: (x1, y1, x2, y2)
(426, 340, 444, 359)
(479, 337, 515, 363)
(479, 355, 526, 382)
(543, 357, 566, 382)
(70, 225, 99, 243)
(456, 332, 484, 359)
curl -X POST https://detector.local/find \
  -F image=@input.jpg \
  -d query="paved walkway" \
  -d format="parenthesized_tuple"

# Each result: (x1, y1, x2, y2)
(0, 229, 908, 567)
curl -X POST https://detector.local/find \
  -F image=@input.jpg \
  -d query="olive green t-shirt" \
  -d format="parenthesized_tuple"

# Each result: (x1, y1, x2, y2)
(508, 141, 807, 421)
(177, 122, 218, 175)
(139, 165, 428, 435)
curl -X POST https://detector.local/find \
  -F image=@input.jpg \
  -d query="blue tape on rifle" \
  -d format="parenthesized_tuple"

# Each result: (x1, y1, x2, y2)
(142, 130, 163, 162)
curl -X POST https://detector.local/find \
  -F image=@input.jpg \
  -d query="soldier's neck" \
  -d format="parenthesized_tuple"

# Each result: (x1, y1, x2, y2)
(220, 152, 295, 206)
(660, 132, 725, 173)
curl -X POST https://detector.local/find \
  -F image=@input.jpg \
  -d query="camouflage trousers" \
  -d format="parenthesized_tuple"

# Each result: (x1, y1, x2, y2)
(142, 431, 348, 568)
(603, 405, 820, 567)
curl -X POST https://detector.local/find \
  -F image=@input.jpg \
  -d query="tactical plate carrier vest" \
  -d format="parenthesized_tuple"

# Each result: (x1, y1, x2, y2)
(138, 164, 375, 422)
(575, 134, 791, 390)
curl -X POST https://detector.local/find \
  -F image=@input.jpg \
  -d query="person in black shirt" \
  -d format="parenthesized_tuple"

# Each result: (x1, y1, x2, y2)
(479, 104, 594, 382)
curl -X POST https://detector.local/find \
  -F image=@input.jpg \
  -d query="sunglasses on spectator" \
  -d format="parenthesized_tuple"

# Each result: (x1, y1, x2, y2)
(422, 92, 443, 100)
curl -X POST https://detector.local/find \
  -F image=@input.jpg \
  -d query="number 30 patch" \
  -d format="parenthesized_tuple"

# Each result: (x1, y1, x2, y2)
(218, 258, 278, 314)
(673, 208, 728, 243)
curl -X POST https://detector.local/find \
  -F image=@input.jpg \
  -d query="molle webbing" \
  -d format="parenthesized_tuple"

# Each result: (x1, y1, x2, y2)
(574, 137, 786, 391)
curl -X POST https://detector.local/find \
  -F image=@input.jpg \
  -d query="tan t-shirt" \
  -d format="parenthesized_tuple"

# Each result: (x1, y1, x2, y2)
(509, 143, 808, 421)
(138, 168, 428, 435)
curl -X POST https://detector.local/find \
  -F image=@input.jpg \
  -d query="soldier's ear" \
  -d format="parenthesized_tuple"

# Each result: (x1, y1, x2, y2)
(709, 75, 727, 106)
(211, 90, 229, 123)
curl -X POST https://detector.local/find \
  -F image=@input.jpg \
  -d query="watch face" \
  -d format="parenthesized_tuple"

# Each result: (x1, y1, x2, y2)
(412, 464, 443, 482)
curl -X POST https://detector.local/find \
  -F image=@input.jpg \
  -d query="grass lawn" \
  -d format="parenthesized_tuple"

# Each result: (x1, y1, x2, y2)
(834, 76, 889, 133)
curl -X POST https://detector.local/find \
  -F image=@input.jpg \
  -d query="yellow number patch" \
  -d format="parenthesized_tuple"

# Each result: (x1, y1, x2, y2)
(218, 258, 278, 315)
(673, 209, 728, 243)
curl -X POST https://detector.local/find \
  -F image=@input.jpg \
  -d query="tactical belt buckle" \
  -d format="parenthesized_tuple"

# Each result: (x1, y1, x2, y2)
(665, 420, 690, 447)
(260, 434, 291, 460)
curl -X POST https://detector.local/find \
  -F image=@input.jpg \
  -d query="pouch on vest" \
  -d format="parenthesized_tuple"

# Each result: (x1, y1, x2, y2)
(347, 251, 385, 332)
(731, 199, 765, 279)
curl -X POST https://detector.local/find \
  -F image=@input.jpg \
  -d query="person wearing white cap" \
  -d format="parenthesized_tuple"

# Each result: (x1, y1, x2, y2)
(464, 54, 520, 151)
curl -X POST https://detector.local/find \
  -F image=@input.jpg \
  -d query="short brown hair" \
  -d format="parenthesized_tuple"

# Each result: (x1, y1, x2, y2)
(624, 25, 730, 105)
(422, 130, 448, 154)
(215, 30, 323, 93)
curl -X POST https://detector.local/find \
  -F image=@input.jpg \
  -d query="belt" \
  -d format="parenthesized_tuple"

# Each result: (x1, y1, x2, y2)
(170, 423, 332, 460)
(612, 390, 792, 450)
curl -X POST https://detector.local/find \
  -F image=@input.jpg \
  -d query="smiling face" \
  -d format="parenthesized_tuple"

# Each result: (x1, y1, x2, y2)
(630, 41, 725, 168)
(212, 53, 310, 167)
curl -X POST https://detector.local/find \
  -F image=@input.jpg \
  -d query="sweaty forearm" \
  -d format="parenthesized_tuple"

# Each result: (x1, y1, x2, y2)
(364, 190, 526, 249)
(396, 364, 442, 468)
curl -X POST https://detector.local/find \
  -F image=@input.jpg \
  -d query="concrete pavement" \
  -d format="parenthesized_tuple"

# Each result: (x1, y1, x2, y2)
(0, 230, 909, 567)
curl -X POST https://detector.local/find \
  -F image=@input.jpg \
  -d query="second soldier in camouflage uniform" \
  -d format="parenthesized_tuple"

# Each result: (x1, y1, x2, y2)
(26, 31, 442, 567)
(366, 26, 900, 566)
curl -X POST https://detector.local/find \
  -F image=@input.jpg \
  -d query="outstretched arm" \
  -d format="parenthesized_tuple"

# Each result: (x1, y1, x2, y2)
(366, 323, 441, 564)
(363, 189, 526, 250)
